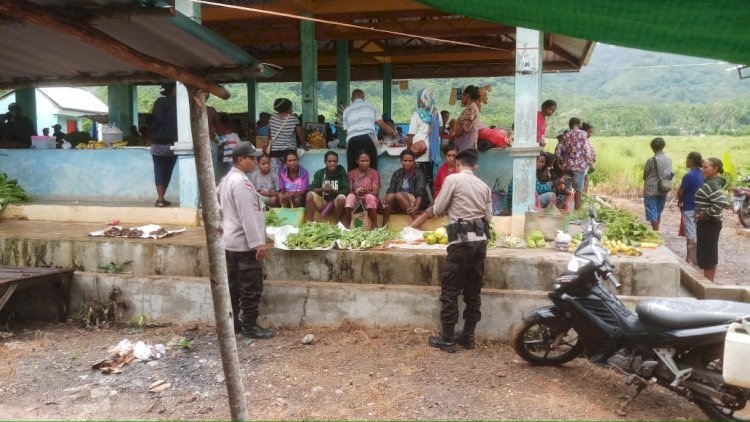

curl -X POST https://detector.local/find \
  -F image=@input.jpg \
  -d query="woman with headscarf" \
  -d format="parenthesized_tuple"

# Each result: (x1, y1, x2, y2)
(268, 98, 305, 174)
(407, 88, 442, 198)
(452, 85, 481, 152)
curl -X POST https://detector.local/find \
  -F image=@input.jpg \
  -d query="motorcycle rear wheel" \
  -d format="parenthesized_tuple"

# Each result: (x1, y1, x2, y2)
(692, 354, 750, 420)
(513, 316, 583, 366)
(738, 201, 750, 228)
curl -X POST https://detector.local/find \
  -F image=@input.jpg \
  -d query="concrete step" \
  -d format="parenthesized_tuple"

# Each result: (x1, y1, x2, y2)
(1, 202, 201, 227)
(54, 274, 656, 340)
(0, 219, 680, 297)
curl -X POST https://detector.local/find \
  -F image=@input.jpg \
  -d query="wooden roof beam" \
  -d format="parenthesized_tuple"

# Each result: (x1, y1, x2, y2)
(201, 0, 432, 22)
(0, 0, 231, 99)
(545, 36, 580, 67)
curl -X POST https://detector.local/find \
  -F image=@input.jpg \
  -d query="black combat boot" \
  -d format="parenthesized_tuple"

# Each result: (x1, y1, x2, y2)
(241, 315, 274, 339)
(428, 325, 457, 353)
(457, 321, 476, 350)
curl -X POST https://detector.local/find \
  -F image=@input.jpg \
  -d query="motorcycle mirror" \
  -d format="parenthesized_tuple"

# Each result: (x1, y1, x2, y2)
(588, 204, 596, 219)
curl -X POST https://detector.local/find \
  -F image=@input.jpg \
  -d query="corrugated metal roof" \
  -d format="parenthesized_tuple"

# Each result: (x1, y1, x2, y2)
(40, 87, 108, 114)
(0, 0, 276, 89)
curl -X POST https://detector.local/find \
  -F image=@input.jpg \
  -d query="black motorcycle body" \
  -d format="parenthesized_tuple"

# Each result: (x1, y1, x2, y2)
(513, 207, 750, 420)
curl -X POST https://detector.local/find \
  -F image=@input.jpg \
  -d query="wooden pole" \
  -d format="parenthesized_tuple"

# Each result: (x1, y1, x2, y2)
(0, 0, 231, 99)
(187, 86, 249, 420)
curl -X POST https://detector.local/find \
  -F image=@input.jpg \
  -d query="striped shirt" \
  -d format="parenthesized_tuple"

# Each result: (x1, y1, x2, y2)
(269, 113, 300, 152)
(694, 176, 729, 219)
(343, 99, 382, 141)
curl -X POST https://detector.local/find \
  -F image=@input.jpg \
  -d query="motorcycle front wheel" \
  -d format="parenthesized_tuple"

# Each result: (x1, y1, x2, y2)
(738, 200, 750, 228)
(512, 316, 583, 366)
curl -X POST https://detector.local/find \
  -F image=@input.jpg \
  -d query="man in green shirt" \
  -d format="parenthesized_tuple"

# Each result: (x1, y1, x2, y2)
(305, 151, 349, 223)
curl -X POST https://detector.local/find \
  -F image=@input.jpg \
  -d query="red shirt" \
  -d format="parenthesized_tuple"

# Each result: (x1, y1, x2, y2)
(536, 111, 547, 146)
(433, 162, 459, 200)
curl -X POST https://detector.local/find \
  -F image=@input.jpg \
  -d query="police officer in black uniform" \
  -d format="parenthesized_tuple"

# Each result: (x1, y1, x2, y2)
(412, 148, 492, 352)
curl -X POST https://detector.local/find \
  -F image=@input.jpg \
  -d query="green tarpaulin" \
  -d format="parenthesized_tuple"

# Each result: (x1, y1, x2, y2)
(416, 0, 750, 64)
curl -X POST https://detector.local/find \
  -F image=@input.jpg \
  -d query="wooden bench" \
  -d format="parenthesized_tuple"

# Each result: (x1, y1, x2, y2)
(0, 266, 74, 322)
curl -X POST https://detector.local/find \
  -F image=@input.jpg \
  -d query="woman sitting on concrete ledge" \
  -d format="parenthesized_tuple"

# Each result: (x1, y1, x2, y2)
(277, 151, 309, 208)
(382, 149, 431, 226)
(343, 151, 381, 229)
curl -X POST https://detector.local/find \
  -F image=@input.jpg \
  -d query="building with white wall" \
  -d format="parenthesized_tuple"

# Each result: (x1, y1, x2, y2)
(0, 87, 107, 134)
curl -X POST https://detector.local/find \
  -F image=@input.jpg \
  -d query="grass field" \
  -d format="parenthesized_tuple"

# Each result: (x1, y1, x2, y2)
(558, 136, 750, 197)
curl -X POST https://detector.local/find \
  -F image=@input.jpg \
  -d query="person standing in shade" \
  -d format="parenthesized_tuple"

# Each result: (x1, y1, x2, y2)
(268, 98, 305, 175)
(150, 83, 178, 207)
(555, 118, 595, 210)
(410, 148, 492, 353)
(677, 151, 704, 265)
(407, 88, 442, 198)
(342, 89, 398, 171)
(694, 157, 729, 282)
(0, 102, 36, 148)
(642, 137, 673, 231)
(452, 85, 481, 151)
(217, 142, 274, 339)
(537, 99, 557, 147)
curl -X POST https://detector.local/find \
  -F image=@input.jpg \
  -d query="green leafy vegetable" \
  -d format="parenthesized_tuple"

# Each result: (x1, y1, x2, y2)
(339, 227, 394, 250)
(264, 210, 285, 227)
(284, 222, 341, 249)
(0, 173, 32, 209)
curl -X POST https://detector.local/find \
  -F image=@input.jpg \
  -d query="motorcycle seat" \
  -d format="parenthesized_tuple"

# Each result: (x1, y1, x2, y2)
(636, 299, 750, 329)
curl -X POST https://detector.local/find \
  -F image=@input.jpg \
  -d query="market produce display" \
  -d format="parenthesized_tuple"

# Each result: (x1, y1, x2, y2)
(338, 227, 394, 250)
(421, 226, 449, 245)
(284, 222, 341, 249)
(526, 230, 546, 248)
(264, 210, 285, 227)
(0, 173, 31, 209)
(501, 235, 522, 248)
(571, 198, 663, 246)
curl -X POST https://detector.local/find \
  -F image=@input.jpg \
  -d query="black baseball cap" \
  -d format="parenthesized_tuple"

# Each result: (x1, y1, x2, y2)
(232, 142, 263, 159)
(456, 148, 478, 161)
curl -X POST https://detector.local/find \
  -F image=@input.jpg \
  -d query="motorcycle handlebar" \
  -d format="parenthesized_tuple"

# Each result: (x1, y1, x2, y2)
(606, 272, 622, 290)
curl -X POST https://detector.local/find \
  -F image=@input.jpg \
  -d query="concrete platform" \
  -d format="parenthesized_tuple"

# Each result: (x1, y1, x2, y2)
(1, 220, 680, 297)
(59, 273, 654, 340)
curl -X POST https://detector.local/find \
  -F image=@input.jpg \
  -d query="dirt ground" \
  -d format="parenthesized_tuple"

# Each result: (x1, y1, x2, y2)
(616, 198, 750, 286)
(0, 321, 709, 421)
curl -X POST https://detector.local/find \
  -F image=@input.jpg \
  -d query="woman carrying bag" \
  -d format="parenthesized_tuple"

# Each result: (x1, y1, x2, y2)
(268, 98, 305, 175)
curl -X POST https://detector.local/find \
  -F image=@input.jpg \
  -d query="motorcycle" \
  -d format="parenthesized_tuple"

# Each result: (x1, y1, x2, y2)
(732, 176, 750, 228)
(513, 205, 750, 420)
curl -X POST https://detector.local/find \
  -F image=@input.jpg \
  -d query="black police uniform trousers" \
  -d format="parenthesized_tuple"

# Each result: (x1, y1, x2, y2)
(440, 240, 487, 327)
(225, 249, 264, 327)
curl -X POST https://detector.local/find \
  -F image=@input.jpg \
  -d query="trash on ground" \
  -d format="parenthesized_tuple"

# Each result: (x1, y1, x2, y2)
(91, 338, 166, 374)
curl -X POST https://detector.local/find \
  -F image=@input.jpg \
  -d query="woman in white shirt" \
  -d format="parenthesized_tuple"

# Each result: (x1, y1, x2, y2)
(407, 88, 442, 200)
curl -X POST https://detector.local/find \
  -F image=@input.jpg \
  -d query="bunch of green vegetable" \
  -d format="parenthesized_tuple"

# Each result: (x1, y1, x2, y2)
(487, 226, 498, 249)
(264, 210, 285, 227)
(339, 226, 394, 250)
(0, 173, 32, 209)
(571, 197, 663, 245)
(284, 222, 341, 249)
(526, 230, 546, 248)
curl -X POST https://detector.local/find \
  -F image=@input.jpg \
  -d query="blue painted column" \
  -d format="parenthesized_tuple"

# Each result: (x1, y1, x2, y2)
(107, 84, 137, 131)
(510, 28, 543, 217)
(14, 88, 38, 134)
(336, 40, 350, 146)
(300, 16, 318, 125)
(382, 63, 393, 118)
(173, 0, 201, 208)
(247, 78, 258, 126)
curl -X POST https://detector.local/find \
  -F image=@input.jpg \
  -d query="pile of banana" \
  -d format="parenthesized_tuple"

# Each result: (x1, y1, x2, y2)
(110, 141, 129, 148)
(75, 140, 105, 149)
(601, 237, 642, 256)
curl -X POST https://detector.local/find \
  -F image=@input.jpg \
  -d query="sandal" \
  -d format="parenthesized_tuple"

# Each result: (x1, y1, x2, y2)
(162, 200, 172, 207)
(155, 200, 165, 207)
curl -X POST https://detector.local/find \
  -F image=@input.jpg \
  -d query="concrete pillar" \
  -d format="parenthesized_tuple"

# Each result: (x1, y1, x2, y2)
(14, 88, 37, 134)
(247, 78, 258, 127)
(336, 40, 351, 146)
(173, 0, 200, 208)
(382, 63, 392, 118)
(510, 28, 543, 218)
(300, 16, 317, 125)
(107, 84, 137, 131)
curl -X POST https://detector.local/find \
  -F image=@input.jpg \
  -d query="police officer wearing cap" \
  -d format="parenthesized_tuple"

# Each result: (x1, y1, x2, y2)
(411, 148, 492, 352)
(217, 142, 274, 339)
